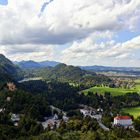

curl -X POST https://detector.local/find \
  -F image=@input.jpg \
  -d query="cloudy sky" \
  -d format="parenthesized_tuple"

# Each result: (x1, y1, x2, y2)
(0, 0, 140, 67)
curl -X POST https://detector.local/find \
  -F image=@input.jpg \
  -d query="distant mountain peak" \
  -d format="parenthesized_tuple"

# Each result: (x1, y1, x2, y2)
(16, 60, 60, 69)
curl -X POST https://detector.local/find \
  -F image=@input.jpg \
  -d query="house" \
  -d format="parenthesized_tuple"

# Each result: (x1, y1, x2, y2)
(42, 119, 60, 129)
(114, 115, 132, 126)
(7, 82, 16, 91)
(63, 115, 69, 122)
(0, 108, 5, 113)
(53, 114, 58, 120)
(11, 114, 20, 122)
(80, 109, 90, 116)
(91, 114, 102, 120)
(97, 108, 103, 112)
(11, 114, 20, 126)
(6, 97, 11, 102)
(42, 114, 60, 129)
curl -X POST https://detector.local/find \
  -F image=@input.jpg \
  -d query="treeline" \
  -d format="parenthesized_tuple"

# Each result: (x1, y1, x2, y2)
(30, 117, 140, 140)
(0, 115, 140, 140)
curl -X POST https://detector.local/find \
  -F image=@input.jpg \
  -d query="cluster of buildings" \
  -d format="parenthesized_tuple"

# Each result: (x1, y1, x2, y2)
(41, 106, 69, 129)
(42, 114, 60, 129)
(0, 105, 69, 130)
(0, 109, 20, 126)
(8, 112, 135, 129)
(11, 114, 20, 126)
(80, 106, 133, 129)
(0, 104, 134, 130)
(42, 113, 69, 129)
(80, 107, 103, 121)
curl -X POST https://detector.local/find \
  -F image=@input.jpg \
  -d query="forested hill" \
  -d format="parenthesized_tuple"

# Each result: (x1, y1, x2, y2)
(0, 54, 23, 81)
(25, 63, 112, 86)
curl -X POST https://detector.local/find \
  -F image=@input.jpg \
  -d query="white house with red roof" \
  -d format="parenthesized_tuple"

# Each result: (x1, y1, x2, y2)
(114, 115, 132, 126)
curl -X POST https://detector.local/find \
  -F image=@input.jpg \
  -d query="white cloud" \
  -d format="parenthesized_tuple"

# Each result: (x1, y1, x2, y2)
(61, 35, 140, 66)
(0, 0, 140, 66)
(0, 0, 140, 45)
(0, 44, 55, 61)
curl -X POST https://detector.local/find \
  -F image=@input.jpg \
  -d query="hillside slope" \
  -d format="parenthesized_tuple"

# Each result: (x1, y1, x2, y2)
(0, 54, 23, 81)
(25, 63, 112, 86)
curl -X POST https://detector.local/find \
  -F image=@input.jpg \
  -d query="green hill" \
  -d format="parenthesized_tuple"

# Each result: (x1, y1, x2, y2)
(25, 63, 112, 86)
(82, 86, 138, 96)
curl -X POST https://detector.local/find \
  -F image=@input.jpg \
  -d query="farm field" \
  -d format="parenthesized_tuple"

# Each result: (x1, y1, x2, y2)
(121, 107, 140, 119)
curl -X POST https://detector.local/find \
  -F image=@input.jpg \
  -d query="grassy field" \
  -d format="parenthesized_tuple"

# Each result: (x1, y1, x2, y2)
(82, 86, 138, 96)
(135, 79, 140, 84)
(82, 79, 140, 96)
(121, 107, 140, 119)
(132, 79, 140, 93)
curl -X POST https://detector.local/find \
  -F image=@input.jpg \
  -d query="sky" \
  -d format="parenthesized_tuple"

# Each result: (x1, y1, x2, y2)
(0, 0, 140, 67)
(0, 0, 8, 5)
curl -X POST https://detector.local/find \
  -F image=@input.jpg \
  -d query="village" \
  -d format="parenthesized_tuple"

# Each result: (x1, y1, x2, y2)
(0, 104, 134, 131)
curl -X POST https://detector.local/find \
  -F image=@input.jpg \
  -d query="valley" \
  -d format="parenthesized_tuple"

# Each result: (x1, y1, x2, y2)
(1, 1, 140, 139)
(0, 54, 140, 139)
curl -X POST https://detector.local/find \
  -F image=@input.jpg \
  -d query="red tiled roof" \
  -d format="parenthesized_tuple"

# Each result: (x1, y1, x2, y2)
(114, 116, 131, 120)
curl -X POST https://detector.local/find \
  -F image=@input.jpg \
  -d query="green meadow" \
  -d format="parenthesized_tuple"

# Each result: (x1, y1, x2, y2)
(121, 107, 140, 119)
(135, 79, 140, 84)
(82, 79, 140, 96)
(82, 86, 138, 96)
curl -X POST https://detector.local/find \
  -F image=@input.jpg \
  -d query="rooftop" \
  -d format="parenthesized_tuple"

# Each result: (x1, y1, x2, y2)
(114, 116, 131, 120)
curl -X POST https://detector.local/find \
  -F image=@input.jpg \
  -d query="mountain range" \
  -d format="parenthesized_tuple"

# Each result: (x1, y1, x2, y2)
(14, 60, 140, 75)
(0, 54, 111, 86)
(80, 65, 140, 72)
(1, 53, 140, 87)
(14, 60, 59, 69)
